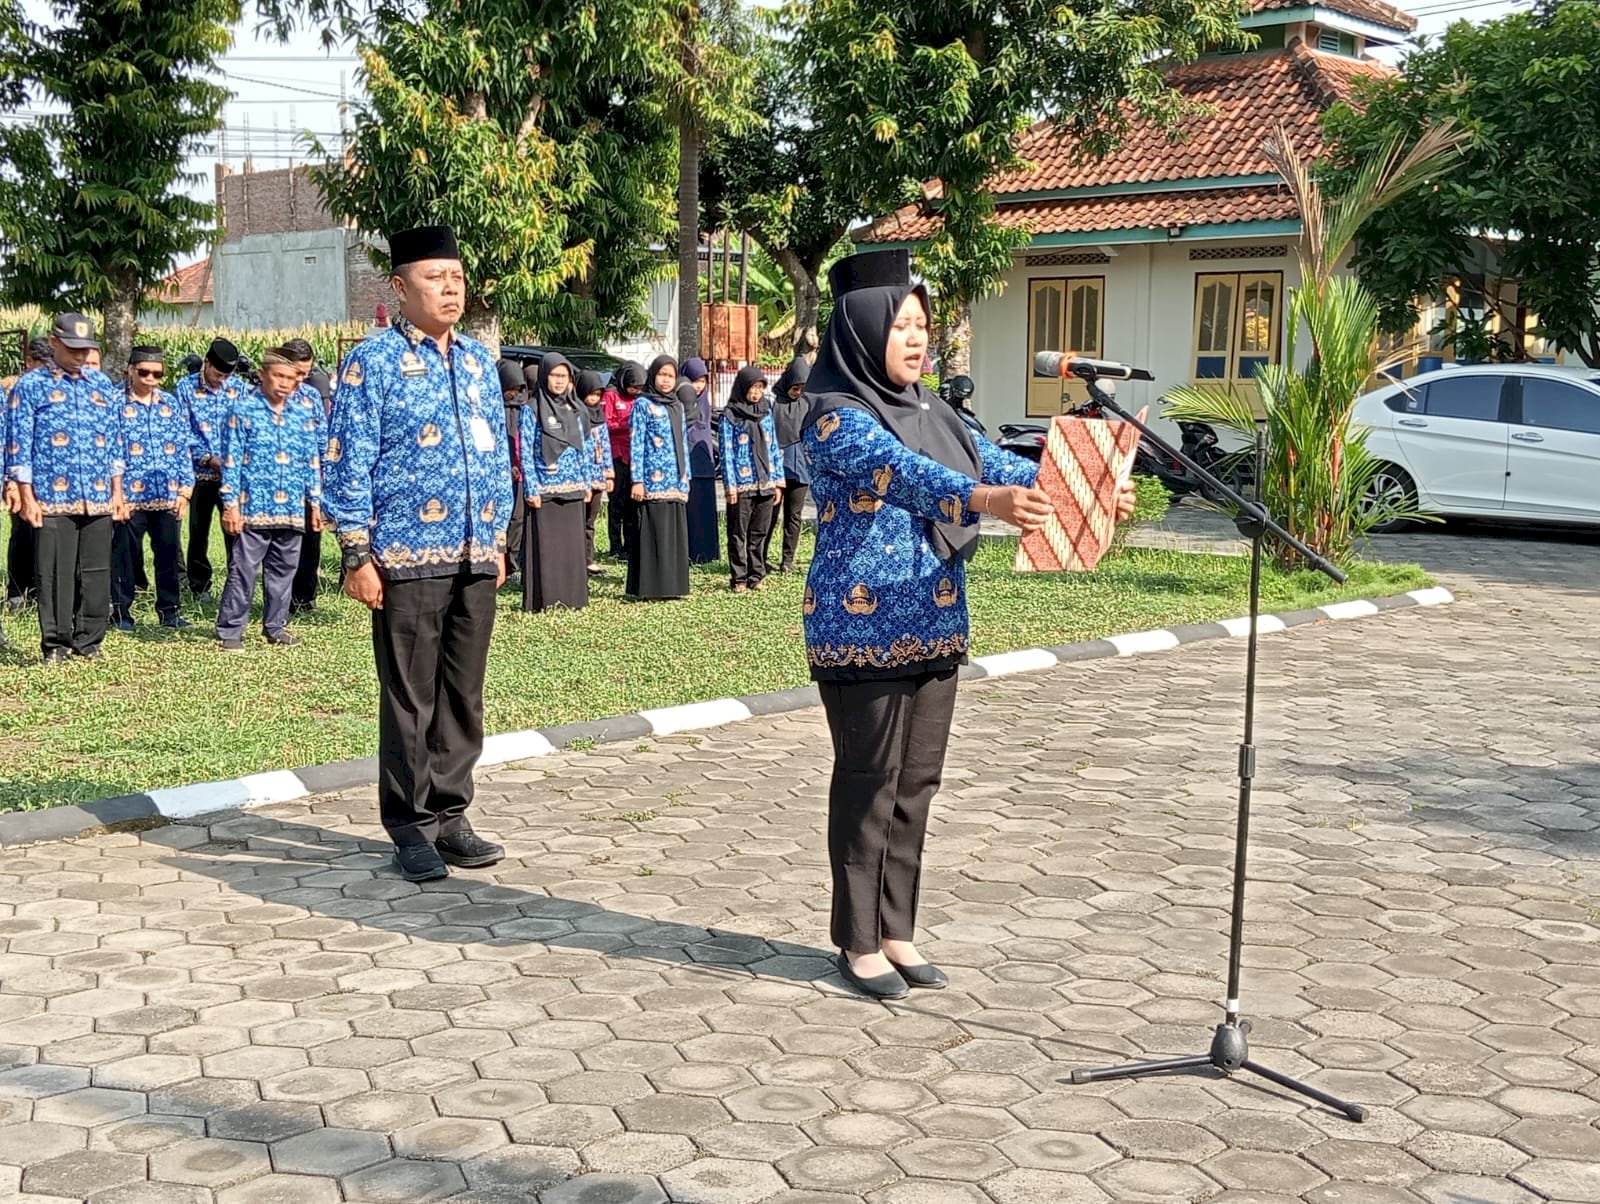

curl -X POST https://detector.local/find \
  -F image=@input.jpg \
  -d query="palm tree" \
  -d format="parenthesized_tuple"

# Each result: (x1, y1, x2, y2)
(1164, 119, 1463, 570)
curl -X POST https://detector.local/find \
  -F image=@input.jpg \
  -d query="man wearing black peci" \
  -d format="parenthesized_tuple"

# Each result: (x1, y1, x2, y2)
(321, 225, 514, 883)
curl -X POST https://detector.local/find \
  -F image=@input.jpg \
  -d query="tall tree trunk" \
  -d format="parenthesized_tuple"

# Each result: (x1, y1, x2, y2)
(937, 296, 973, 378)
(102, 271, 140, 375)
(774, 247, 822, 359)
(677, 112, 701, 362)
(461, 298, 501, 359)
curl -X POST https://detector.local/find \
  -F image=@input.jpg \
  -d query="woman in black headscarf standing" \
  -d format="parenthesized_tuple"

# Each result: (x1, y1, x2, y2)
(517, 353, 591, 612)
(679, 357, 720, 564)
(800, 250, 1136, 1001)
(576, 369, 612, 574)
(626, 355, 692, 600)
(719, 365, 782, 592)
(498, 359, 528, 579)
(767, 355, 812, 573)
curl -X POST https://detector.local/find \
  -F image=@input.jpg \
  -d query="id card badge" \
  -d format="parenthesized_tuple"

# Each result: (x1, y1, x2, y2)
(469, 415, 495, 453)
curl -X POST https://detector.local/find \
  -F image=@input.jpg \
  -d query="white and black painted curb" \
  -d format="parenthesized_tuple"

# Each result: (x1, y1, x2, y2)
(0, 587, 1453, 847)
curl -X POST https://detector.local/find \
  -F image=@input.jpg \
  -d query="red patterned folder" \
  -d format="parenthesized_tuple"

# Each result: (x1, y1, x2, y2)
(1014, 409, 1144, 573)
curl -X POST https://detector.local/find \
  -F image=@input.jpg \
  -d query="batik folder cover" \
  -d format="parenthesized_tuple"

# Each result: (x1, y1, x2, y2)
(1014, 409, 1144, 573)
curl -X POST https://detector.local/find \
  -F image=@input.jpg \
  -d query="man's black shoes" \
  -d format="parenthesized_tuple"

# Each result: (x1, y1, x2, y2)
(436, 829, 504, 868)
(394, 842, 450, 882)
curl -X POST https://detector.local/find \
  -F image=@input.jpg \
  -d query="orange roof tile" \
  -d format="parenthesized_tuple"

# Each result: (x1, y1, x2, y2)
(860, 45, 1392, 245)
(866, 185, 1299, 243)
(150, 259, 213, 305)
(1252, 0, 1417, 35)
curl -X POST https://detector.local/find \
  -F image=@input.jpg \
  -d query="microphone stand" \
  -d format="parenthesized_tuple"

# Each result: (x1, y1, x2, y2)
(1065, 369, 1365, 1123)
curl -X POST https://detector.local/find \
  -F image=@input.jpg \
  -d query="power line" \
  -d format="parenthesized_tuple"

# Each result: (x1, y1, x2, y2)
(1407, 0, 1530, 17)
(213, 72, 344, 100)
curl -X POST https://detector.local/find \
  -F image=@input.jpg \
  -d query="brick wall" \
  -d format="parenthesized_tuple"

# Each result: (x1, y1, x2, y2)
(345, 240, 393, 327)
(215, 163, 338, 243)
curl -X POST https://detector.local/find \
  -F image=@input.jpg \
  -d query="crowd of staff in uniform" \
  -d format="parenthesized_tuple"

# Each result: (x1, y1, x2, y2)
(0, 311, 809, 664)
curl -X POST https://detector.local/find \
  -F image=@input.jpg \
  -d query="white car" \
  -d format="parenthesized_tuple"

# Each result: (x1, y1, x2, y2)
(1355, 364, 1600, 528)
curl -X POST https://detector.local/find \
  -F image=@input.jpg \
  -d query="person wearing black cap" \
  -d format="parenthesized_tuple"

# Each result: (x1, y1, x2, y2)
(176, 337, 245, 601)
(3, 335, 53, 615)
(497, 359, 528, 579)
(111, 345, 192, 631)
(800, 250, 1134, 1000)
(321, 224, 513, 883)
(5, 313, 129, 663)
(281, 339, 328, 613)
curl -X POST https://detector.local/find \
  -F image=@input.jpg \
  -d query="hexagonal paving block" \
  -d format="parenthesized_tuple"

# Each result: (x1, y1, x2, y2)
(539, 1174, 668, 1204)
(150, 1137, 273, 1188)
(90, 1184, 213, 1204)
(698, 1120, 813, 1162)
(22, 1150, 146, 1198)
(323, 1090, 438, 1133)
(583, 1131, 697, 1174)
(92, 1054, 200, 1092)
(778, 1147, 901, 1194)
(215, 1172, 344, 1204)
(34, 1086, 147, 1128)
(270, 1127, 392, 1176)
(91, 1114, 207, 1155)
(722, 1084, 832, 1124)
(0, 1119, 88, 1165)
(340, 1157, 467, 1201)
(392, 1116, 509, 1162)
(433, 1078, 545, 1119)
(461, 1141, 581, 1191)
(982, 1168, 1110, 1204)
(617, 1092, 730, 1135)
(998, 1130, 1120, 1173)
(890, 1137, 1012, 1182)
(659, 1156, 788, 1204)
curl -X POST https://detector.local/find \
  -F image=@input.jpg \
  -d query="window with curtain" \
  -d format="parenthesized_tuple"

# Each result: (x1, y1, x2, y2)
(1027, 276, 1105, 416)
(1192, 272, 1282, 383)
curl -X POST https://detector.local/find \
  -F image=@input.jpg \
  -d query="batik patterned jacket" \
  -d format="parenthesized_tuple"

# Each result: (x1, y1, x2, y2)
(519, 406, 592, 501)
(5, 366, 125, 517)
(719, 410, 781, 496)
(587, 421, 613, 491)
(321, 322, 512, 579)
(219, 388, 322, 530)
(802, 406, 1038, 681)
(175, 370, 245, 483)
(117, 385, 195, 512)
(629, 398, 690, 502)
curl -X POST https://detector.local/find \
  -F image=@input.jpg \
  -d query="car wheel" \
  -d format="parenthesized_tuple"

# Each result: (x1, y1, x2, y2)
(1363, 463, 1417, 533)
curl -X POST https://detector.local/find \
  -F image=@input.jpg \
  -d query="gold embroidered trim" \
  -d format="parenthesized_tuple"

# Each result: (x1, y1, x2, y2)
(807, 633, 969, 670)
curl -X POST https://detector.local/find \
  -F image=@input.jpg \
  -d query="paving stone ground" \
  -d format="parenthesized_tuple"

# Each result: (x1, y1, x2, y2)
(2, 518, 1599, 1204)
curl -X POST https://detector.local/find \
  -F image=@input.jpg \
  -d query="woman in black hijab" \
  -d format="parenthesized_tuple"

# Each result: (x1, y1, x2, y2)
(498, 359, 529, 577)
(517, 353, 591, 612)
(719, 364, 782, 592)
(603, 361, 647, 560)
(800, 250, 1135, 1001)
(767, 355, 812, 572)
(625, 355, 692, 600)
(679, 357, 720, 564)
(576, 369, 611, 574)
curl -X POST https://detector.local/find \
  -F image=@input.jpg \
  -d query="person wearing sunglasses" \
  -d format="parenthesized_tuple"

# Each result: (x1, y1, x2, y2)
(110, 346, 193, 632)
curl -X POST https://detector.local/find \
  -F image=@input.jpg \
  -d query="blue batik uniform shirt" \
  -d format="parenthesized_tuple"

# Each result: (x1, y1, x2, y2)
(719, 408, 781, 495)
(321, 321, 512, 579)
(629, 396, 690, 501)
(175, 369, 245, 483)
(220, 386, 322, 529)
(117, 383, 195, 511)
(5, 365, 125, 516)
(519, 405, 592, 501)
(802, 408, 1038, 680)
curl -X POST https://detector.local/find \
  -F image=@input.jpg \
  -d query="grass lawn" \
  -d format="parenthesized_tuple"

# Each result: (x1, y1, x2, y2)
(0, 511, 1430, 812)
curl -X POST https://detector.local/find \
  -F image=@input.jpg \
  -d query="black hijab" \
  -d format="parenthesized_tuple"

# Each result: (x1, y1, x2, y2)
(531, 353, 584, 470)
(725, 365, 772, 483)
(614, 360, 646, 395)
(576, 369, 606, 427)
(805, 267, 981, 562)
(646, 354, 687, 480)
(772, 355, 811, 449)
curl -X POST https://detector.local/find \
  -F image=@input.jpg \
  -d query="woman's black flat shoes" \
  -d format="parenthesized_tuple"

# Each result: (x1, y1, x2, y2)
(836, 952, 908, 1000)
(889, 960, 949, 990)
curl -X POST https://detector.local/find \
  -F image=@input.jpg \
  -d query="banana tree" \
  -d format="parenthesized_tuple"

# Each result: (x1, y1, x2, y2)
(1164, 120, 1463, 570)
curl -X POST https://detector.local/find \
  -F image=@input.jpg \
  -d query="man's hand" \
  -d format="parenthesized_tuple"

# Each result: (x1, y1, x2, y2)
(528, 493, 542, 510)
(496, 554, 508, 590)
(21, 497, 42, 529)
(343, 560, 384, 610)
(2, 481, 18, 515)
(583, 489, 593, 504)
(220, 505, 243, 536)
(175, 496, 190, 522)
(111, 489, 130, 523)
(726, 488, 738, 506)
(310, 507, 324, 533)
(630, 483, 645, 502)
(1114, 481, 1137, 523)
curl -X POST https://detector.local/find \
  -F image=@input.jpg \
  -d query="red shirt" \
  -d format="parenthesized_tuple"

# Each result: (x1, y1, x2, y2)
(604, 388, 635, 464)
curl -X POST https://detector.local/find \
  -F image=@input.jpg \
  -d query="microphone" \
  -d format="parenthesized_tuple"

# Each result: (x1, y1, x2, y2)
(1033, 351, 1155, 382)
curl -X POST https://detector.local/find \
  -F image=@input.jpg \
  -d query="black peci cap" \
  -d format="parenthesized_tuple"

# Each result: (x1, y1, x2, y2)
(205, 337, 240, 373)
(827, 250, 913, 298)
(389, 225, 461, 270)
(128, 345, 165, 365)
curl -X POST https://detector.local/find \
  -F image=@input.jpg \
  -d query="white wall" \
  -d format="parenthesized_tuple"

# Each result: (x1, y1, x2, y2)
(969, 238, 1304, 443)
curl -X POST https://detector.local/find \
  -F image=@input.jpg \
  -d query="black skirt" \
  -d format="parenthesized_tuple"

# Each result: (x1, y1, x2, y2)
(687, 476, 720, 564)
(523, 495, 588, 612)
(627, 499, 690, 600)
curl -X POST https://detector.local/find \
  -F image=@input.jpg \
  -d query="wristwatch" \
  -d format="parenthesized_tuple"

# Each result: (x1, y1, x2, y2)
(342, 548, 371, 572)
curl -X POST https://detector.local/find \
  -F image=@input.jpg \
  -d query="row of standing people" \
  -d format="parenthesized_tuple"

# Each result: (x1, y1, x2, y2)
(1, 318, 334, 661)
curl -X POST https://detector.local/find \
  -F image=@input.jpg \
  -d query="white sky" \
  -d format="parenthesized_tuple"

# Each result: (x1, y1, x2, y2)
(7, 1, 1532, 271)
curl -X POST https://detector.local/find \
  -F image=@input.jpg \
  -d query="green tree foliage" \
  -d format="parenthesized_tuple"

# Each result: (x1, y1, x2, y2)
(785, 0, 1248, 371)
(703, 21, 857, 357)
(0, 0, 238, 369)
(1323, 2, 1600, 366)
